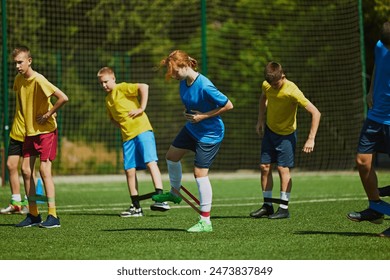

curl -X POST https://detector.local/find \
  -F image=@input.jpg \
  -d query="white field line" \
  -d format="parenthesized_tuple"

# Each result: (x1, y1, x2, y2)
(53, 196, 369, 213)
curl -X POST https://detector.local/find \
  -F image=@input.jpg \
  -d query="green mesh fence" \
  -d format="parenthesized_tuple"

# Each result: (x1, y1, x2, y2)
(1, 0, 363, 175)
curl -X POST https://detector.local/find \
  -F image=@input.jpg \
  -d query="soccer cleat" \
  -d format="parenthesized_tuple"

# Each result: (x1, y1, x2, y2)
(250, 204, 274, 218)
(120, 205, 143, 217)
(347, 208, 384, 224)
(152, 191, 182, 204)
(39, 215, 61, 228)
(15, 213, 42, 227)
(378, 227, 390, 238)
(268, 207, 290, 219)
(150, 202, 170, 212)
(1, 200, 28, 215)
(379, 185, 390, 197)
(187, 220, 213, 233)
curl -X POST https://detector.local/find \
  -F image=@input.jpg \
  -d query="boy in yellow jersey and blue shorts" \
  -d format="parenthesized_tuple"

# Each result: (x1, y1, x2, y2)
(97, 67, 169, 217)
(13, 46, 69, 228)
(250, 62, 321, 219)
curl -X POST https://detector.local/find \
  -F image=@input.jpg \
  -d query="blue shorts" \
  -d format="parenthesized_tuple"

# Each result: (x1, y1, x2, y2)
(123, 130, 158, 170)
(172, 127, 221, 168)
(357, 119, 390, 155)
(260, 126, 296, 168)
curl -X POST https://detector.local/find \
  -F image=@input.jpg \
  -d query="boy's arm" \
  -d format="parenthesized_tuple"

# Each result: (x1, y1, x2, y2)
(128, 83, 149, 118)
(256, 92, 267, 136)
(302, 101, 321, 153)
(37, 89, 69, 124)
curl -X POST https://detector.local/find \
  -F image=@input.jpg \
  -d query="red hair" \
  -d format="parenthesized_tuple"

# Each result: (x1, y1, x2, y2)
(160, 50, 198, 80)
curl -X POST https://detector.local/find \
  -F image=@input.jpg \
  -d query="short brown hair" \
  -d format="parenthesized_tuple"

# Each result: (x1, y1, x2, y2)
(264, 62, 284, 84)
(12, 45, 31, 58)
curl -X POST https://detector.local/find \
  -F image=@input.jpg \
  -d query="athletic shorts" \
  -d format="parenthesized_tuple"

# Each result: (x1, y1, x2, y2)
(357, 119, 390, 155)
(172, 126, 221, 169)
(260, 126, 296, 168)
(123, 130, 158, 170)
(8, 137, 24, 156)
(23, 130, 58, 161)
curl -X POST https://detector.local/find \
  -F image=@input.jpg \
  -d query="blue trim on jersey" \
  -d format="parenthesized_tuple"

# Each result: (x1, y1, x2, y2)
(180, 74, 228, 144)
(367, 40, 390, 125)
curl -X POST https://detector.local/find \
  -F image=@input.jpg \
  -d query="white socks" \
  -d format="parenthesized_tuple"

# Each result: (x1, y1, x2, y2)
(166, 159, 182, 191)
(196, 176, 212, 224)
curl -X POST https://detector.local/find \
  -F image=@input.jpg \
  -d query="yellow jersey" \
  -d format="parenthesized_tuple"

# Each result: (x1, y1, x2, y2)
(13, 72, 58, 136)
(262, 80, 310, 135)
(9, 92, 26, 142)
(105, 83, 153, 142)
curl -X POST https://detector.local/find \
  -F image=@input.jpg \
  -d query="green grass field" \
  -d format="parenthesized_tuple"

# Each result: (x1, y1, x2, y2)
(0, 171, 389, 260)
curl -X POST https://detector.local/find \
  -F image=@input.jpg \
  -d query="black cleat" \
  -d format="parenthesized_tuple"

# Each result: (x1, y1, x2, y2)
(378, 185, 390, 197)
(347, 208, 384, 224)
(268, 207, 290, 219)
(250, 204, 274, 218)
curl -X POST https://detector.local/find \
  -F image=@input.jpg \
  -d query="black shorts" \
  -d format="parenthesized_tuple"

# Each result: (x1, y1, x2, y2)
(8, 137, 24, 156)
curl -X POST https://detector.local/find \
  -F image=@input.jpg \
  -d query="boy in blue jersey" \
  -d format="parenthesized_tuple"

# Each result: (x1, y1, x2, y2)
(153, 50, 233, 232)
(347, 22, 390, 237)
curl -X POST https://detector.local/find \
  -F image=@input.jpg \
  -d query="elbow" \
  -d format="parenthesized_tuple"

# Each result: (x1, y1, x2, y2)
(226, 100, 234, 111)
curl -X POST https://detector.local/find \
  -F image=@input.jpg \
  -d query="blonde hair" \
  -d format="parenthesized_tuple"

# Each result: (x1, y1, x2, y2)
(97, 66, 115, 78)
(160, 50, 198, 80)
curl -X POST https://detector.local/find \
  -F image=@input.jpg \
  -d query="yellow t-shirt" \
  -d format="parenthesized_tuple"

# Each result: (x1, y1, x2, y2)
(262, 80, 310, 135)
(9, 92, 26, 142)
(14, 72, 58, 136)
(105, 82, 153, 142)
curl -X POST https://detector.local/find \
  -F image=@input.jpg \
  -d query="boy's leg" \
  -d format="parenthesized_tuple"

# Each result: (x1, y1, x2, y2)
(250, 163, 274, 218)
(268, 166, 291, 219)
(147, 161, 170, 211)
(120, 168, 143, 217)
(356, 153, 380, 200)
(1, 155, 27, 214)
(40, 160, 56, 215)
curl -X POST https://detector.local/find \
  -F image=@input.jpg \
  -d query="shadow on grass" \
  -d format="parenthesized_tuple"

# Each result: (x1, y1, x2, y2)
(294, 230, 380, 237)
(67, 212, 170, 218)
(0, 223, 17, 227)
(102, 227, 185, 232)
(68, 213, 121, 217)
(212, 215, 251, 219)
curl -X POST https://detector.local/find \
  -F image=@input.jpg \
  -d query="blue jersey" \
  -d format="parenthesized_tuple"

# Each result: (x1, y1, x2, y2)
(179, 74, 229, 144)
(367, 40, 390, 124)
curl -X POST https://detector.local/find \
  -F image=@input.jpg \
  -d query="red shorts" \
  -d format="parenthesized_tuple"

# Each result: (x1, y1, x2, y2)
(23, 130, 58, 161)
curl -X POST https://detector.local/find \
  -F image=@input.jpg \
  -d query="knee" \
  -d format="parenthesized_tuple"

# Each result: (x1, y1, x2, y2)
(260, 164, 271, 173)
(21, 166, 32, 179)
(356, 155, 370, 168)
(6, 160, 18, 172)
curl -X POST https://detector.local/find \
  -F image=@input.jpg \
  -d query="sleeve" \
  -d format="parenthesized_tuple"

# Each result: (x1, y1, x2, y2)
(292, 88, 310, 107)
(38, 76, 58, 97)
(123, 83, 139, 97)
(204, 84, 229, 107)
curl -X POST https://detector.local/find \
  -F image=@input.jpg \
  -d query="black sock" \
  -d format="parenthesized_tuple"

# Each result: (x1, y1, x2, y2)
(155, 189, 163, 195)
(131, 196, 140, 208)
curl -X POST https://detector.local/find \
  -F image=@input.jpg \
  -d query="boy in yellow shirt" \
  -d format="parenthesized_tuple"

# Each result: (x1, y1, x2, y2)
(250, 62, 321, 219)
(13, 46, 69, 228)
(97, 67, 169, 217)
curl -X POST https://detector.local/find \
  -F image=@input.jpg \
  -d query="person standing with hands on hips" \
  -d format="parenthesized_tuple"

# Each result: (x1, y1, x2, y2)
(13, 46, 69, 228)
(153, 50, 234, 233)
